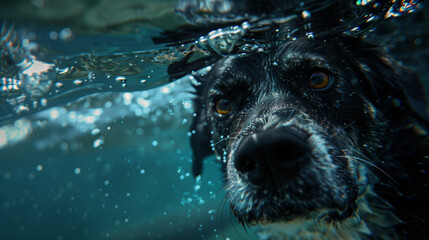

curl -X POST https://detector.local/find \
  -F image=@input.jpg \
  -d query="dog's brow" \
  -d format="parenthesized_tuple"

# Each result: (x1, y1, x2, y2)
(212, 71, 252, 92)
(275, 46, 331, 67)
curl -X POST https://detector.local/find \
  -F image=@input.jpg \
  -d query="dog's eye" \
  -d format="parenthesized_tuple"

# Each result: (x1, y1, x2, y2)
(308, 71, 331, 90)
(215, 98, 231, 115)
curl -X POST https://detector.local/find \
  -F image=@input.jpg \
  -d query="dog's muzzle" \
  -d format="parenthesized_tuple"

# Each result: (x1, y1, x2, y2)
(234, 126, 310, 188)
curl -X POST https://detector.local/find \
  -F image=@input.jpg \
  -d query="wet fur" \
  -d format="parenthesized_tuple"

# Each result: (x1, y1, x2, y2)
(190, 35, 429, 239)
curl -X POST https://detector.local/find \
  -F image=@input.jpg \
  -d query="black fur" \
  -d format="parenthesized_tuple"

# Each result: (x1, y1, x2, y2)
(190, 35, 429, 238)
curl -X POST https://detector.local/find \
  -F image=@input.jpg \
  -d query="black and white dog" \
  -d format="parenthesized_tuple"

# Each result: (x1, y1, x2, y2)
(189, 35, 429, 239)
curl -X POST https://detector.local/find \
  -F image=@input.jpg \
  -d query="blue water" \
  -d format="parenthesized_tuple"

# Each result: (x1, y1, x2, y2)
(0, 148, 228, 239)
(0, 76, 260, 239)
(0, 111, 255, 239)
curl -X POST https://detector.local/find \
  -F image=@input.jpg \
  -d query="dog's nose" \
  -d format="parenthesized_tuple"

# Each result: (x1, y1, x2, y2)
(234, 126, 310, 187)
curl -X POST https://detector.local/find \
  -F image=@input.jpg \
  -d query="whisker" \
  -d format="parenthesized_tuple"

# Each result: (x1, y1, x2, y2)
(331, 121, 356, 137)
(220, 183, 251, 240)
(340, 154, 398, 185)
(216, 183, 226, 195)
(214, 136, 239, 146)
(229, 207, 243, 240)
(212, 130, 242, 147)
(218, 196, 228, 240)
(245, 223, 258, 239)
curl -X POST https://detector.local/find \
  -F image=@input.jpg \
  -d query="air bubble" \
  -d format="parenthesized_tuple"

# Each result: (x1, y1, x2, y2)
(55, 82, 64, 88)
(91, 128, 101, 135)
(93, 138, 104, 148)
(115, 76, 127, 83)
(302, 10, 311, 19)
(161, 86, 171, 94)
(73, 79, 83, 87)
(58, 67, 70, 74)
(49, 31, 58, 40)
(36, 165, 43, 171)
(59, 27, 73, 41)
(209, 209, 216, 220)
(16, 105, 30, 114)
(40, 98, 48, 107)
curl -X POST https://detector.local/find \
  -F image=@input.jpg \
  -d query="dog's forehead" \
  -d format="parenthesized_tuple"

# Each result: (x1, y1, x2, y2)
(209, 54, 266, 79)
(272, 39, 343, 65)
(203, 38, 353, 92)
(209, 38, 345, 74)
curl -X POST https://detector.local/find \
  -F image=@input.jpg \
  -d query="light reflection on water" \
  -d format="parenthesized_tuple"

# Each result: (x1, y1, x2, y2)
(1, 0, 426, 125)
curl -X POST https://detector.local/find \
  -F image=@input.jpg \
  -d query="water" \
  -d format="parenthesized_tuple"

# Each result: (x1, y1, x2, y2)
(0, 0, 428, 239)
(0, 76, 255, 239)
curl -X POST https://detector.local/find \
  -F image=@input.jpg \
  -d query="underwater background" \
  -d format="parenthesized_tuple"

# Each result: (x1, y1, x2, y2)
(0, 0, 428, 239)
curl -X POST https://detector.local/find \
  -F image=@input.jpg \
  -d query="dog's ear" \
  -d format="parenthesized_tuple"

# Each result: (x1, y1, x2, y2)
(351, 42, 429, 122)
(189, 76, 213, 177)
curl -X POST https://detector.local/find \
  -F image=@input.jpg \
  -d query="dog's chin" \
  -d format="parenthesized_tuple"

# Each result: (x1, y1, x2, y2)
(231, 193, 351, 226)
(229, 178, 354, 225)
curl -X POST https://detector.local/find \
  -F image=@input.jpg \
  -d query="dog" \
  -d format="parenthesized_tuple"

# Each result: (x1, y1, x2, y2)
(189, 35, 429, 239)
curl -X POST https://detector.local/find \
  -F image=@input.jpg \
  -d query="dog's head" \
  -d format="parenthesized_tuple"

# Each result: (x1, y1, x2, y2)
(189, 36, 428, 229)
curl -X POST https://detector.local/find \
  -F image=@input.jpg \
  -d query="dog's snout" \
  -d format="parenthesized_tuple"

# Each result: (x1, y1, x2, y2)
(234, 126, 310, 187)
